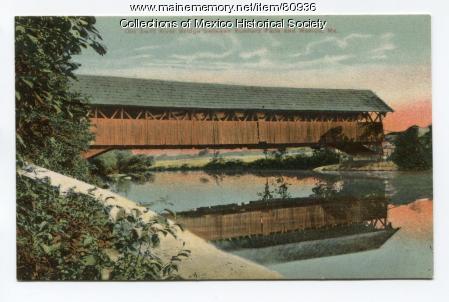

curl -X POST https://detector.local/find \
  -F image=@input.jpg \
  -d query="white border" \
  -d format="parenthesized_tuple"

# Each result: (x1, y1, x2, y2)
(1, 1, 449, 301)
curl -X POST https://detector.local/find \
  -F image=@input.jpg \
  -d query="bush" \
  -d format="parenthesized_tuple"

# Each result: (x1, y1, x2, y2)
(15, 17, 106, 181)
(15, 17, 187, 280)
(117, 151, 154, 173)
(306, 148, 341, 168)
(89, 152, 118, 176)
(90, 150, 154, 177)
(391, 126, 432, 171)
(17, 176, 189, 280)
(201, 148, 340, 171)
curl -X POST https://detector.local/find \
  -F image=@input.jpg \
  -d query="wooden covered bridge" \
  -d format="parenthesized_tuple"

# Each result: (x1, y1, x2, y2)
(72, 75, 393, 158)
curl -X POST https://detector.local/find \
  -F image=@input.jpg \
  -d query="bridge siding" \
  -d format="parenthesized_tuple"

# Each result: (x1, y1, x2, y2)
(90, 118, 380, 147)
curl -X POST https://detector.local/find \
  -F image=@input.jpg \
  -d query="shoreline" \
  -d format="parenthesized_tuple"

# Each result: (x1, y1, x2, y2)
(313, 161, 399, 173)
(20, 165, 282, 280)
(105, 161, 424, 182)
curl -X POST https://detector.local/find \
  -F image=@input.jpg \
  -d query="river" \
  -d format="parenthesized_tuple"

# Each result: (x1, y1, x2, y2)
(111, 170, 433, 279)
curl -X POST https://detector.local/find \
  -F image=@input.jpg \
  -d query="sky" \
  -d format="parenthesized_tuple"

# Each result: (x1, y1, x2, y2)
(76, 15, 431, 131)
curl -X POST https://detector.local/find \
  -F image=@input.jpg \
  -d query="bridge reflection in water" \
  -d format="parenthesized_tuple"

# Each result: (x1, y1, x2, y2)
(173, 197, 398, 263)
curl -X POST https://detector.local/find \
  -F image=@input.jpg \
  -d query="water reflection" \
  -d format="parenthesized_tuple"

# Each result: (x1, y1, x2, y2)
(112, 170, 432, 278)
(269, 199, 432, 279)
(171, 196, 397, 263)
(112, 170, 432, 212)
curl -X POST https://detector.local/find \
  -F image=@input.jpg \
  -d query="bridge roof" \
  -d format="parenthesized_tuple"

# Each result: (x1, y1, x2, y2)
(73, 75, 393, 113)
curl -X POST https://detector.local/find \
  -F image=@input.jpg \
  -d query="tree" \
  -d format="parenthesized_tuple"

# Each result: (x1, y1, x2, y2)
(274, 176, 291, 199)
(421, 125, 433, 167)
(391, 125, 432, 171)
(257, 180, 274, 201)
(15, 17, 189, 280)
(15, 17, 106, 179)
(16, 176, 188, 281)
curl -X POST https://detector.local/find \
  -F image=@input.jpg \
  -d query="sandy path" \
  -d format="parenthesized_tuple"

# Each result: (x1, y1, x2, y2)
(19, 165, 281, 280)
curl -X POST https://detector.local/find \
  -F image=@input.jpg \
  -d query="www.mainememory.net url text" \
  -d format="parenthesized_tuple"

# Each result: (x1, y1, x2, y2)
(129, 2, 317, 13)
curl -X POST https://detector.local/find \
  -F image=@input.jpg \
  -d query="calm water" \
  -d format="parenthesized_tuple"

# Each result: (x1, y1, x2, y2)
(112, 170, 433, 279)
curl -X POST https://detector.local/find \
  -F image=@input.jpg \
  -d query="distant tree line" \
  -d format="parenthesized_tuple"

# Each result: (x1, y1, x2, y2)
(151, 148, 340, 172)
(390, 125, 432, 171)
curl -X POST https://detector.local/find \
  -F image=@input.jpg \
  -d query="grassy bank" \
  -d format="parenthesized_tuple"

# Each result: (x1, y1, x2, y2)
(314, 161, 399, 172)
(17, 174, 186, 280)
(20, 165, 282, 280)
(150, 149, 340, 172)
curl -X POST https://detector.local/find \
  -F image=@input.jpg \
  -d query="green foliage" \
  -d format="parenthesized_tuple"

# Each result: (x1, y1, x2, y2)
(90, 151, 119, 176)
(270, 148, 287, 161)
(201, 148, 340, 171)
(391, 126, 432, 171)
(257, 180, 274, 201)
(274, 176, 292, 199)
(116, 151, 154, 173)
(15, 16, 106, 179)
(306, 148, 341, 167)
(209, 150, 224, 164)
(312, 180, 339, 199)
(257, 177, 291, 201)
(16, 176, 189, 280)
(15, 17, 189, 281)
(90, 150, 154, 178)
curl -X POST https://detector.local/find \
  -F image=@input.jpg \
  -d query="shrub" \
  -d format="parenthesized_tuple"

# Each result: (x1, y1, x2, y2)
(90, 150, 154, 177)
(117, 151, 154, 173)
(89, 152, 119, 176)
(17, 176, 189, 280)
(201, 148, 340, 171)
(306, 148, 341, 168)
(15, 17, 187, 280)
(15, 17, 106, 180)
(391, 126, 432, 171)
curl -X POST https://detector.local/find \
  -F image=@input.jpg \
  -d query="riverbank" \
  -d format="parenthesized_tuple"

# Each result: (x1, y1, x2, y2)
(314, 161, 398, 172)
(19, 165, 281, 280)
(149, 149, 340, 172)
(109, 168, 433, 278)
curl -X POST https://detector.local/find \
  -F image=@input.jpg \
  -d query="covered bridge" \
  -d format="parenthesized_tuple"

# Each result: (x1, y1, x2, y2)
(72, 75, 393, 158)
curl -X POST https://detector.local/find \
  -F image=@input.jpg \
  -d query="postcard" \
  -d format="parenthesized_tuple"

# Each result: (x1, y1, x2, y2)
(15, 15, 432, 281)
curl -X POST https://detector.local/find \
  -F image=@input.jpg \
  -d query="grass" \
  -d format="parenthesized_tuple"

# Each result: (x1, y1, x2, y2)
(316, 161, 398, 172)
(152, 154, 265, 169)
(151, 149, 340, 172)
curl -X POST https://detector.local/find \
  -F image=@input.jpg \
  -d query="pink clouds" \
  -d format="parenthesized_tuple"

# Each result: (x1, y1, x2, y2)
(383, 100, 432, 132)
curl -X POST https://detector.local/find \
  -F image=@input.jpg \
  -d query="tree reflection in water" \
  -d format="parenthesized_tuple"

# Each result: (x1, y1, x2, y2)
(111, 170, 432, 274)
(163, 171, 401, 263)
